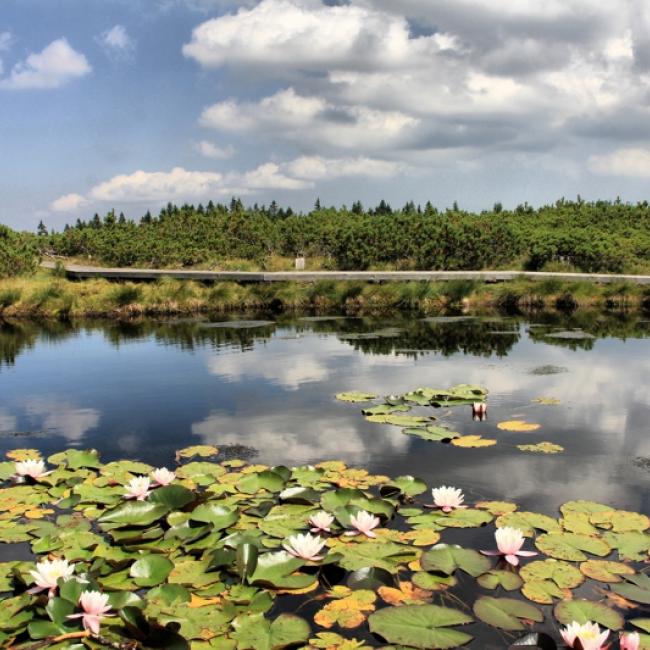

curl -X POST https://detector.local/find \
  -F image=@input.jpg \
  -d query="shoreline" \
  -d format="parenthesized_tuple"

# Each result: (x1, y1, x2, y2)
(1, 272, 649, 319)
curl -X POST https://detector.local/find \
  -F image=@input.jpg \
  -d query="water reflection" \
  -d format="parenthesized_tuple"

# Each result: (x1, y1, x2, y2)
(0, 311, 648, 517)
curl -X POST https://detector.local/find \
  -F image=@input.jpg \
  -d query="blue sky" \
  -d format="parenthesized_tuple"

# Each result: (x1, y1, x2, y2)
(2, 0, 650, 230)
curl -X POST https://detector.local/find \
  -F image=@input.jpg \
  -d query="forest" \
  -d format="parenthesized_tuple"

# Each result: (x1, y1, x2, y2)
(3, 197, 650, 277)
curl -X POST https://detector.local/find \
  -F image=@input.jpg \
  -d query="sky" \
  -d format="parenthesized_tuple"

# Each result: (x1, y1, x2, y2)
(2, 0, 650, 230)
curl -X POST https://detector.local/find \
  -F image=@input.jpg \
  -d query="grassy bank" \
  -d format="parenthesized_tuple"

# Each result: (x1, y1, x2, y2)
(1, 272, 649, 319)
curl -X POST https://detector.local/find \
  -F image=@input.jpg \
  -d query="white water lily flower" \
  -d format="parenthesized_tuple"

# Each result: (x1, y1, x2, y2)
(151, 467, 175, 487)
(432, 486, 466, 513)
(67, 591, 113, 635)
(347, 510, 380, 538)
(561, 621, 610, 649)
(309, 511, 334, 533)
(283, 533, 326, 561)
(124, 476, 151, 500)
(15, 459, 52, 481)
(29, 558, 75, 597)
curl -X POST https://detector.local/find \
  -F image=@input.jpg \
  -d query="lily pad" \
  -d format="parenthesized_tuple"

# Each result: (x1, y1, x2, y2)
(554, 599, 623, 630)
(368, 604, 474, 649)
(535, 532, 611, 561)
(130, 555, 174, 587)
(580, 560, 635, 583)
(611, 573, 650, 604)
(517, 442, 564, 454)
(336, 392, 377, 403)
(403, 426, 460, 443)
(477, 570, 523, 591)
(231, 613, 310, 650)
(420, 545, 491, 577)
(473, 597, 543, 631)
(497, 421, 541, 432)
(450, 435, 497, 448)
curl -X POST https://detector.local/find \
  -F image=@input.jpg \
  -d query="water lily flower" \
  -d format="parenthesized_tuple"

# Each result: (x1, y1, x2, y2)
(347, 510, 381, 538)
(283, 533, 326, 561)
(481, 526, 538, 566)
(14, 459, 52, 481)
(309, 511, 334, 533)
(560, 621, 610, 650)
(432, 486, 466, 513)
(28, 558, 75, 597)
(67, 591, 113, 635)
(620, 632, 640, 650)
(151, 467, 175, 487)
(124, 476, 151, 500)
(472, 402, 487, 421)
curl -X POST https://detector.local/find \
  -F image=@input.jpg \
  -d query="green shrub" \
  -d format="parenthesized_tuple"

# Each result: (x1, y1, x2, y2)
(0, 226, 39, 277)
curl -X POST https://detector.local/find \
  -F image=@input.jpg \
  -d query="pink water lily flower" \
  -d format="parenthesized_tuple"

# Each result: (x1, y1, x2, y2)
(432, 486, 466, 513)
(124, 476, 151, 500)
(347, 510, 380, 538)
(620, 632, 640, 650)
(67, 591, 113, 636)
(481, 526, 538, 566)
(309, 511, 334, 533)
(472, 402, 487, 421)
(561, 621, 610, 650)
(28, 558, 75, 598)
(151, 467, 175, 487)
(283, 533, 326, 561)
(15, 459, 52, 481)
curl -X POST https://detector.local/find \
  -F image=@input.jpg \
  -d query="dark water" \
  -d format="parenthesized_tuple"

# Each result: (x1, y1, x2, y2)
(1, 312, 649, 520)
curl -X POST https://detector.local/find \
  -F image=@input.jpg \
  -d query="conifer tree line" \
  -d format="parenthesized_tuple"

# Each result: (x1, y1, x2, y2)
(3, 196, 650, 276)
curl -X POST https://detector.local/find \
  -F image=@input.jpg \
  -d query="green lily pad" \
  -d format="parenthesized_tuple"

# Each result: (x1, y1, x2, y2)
(402, 426, 460, 442)
(611, 573, 650, 604)
(473, 596, 543, 631)
(380, 475, 427, 498)
(99, 501, 170, 527)
(477, 570, 523, 591)
(190, 503, 239, 530)
(336, 392, 377, 403)
(130, 554, 174, 587)
(420, 545, 491, 577)
(496, 511, 561, 536)
(368, 604, 474, 649)
(248, 551, 314, 590)
(603, 531, 650, 561)
(366, 414, 431, 427)
(535, 532, 611, 561)
(362, 404, 411, 416)
(231, 613, 310, 650)
(554, 599, 623, 630)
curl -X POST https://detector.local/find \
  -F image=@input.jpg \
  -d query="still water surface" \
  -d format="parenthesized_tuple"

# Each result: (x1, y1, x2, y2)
(0, 313, 649, 520)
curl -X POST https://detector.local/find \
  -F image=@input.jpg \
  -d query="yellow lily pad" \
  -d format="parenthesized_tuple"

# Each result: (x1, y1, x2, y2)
(451, 435, 497, 448)
(497, 420, 541, 432)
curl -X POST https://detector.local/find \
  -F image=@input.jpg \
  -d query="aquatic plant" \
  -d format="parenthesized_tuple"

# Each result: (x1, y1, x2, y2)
(0, 446, 647, 649)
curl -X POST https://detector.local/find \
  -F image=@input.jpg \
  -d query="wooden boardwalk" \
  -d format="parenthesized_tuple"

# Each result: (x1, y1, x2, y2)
(40, 261, 650, 285)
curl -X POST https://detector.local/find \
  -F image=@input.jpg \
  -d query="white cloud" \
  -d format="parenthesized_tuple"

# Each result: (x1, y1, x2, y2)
(0, 38, 91, 90)
(193, 139, 236, 159)
(200, 87, 419, 150)
(183, 0, 451, 71)
(285, 155, 402, 180)
(97, 25, 135, 60)
(50, 193, 88, 212)
(589, 148, 650, 177)
(182, 0, 650, 170)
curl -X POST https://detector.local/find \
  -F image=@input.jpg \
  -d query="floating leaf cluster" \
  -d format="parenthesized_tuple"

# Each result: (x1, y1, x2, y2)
(0, 448, 648, 649)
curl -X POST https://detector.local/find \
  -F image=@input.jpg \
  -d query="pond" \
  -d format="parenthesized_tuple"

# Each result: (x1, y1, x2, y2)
(1, 312, 649, 515)
(0, 311, 649, 648)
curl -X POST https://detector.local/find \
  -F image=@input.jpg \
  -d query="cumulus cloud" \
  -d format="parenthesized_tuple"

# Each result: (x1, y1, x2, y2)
(193, 140, 236, 159)
(200, 87, 419, 150)
(97, 25, 135, 60)
(49, 154, 401, 209)
(0, 38, 91, 90)
(183, 0, 454, 70)
(285, 155, 401, 180)
(50, 193, 88, 212)
(182, 0, 650, 172)
(589, 148, 650, 177)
